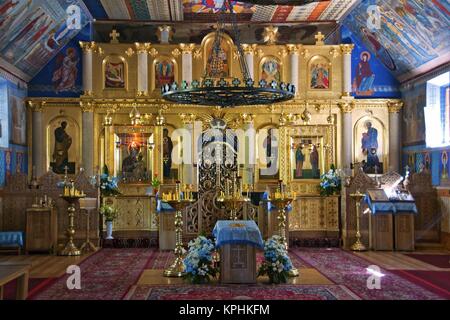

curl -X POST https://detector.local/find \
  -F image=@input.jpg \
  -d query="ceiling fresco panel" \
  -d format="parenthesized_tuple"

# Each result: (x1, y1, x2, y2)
(0, 0, 92, 79)
(343, 0, 450, 81)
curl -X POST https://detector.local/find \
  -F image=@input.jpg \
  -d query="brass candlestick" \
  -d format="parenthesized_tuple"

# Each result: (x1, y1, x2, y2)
(216, 196, 250, 220)
(59, 195, 85, 256)
(162, 198, 195, 277)
(350, 191, 367, 251)
(270, 197, 293, 250)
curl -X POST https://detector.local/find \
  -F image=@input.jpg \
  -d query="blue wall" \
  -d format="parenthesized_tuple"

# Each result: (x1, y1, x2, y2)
(341, 25, 400, 98)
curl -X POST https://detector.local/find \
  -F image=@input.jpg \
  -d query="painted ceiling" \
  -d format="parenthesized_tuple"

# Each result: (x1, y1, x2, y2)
(93, 0, 357, 22)
(0, 0, 449, 83)
(343, 0, 450, 82)
(0, 0, 92, 81)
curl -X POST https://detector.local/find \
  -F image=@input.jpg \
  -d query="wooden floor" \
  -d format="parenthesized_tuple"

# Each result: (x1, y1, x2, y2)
(0, 253, 93, 278)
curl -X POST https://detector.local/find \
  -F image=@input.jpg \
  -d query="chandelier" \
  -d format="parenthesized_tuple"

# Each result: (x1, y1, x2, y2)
(161, 0, 295, 108)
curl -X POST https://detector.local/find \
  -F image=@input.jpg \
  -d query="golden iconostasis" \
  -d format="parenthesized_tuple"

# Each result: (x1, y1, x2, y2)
(27, 31, 400, 194)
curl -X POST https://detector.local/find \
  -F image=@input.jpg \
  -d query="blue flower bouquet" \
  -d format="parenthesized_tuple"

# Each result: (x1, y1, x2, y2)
(183, 236, 218, 284)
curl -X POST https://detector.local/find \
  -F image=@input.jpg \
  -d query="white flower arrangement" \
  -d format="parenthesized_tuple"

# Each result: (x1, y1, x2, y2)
(183, 236, 218, 284)
(258, 235, 293, 284)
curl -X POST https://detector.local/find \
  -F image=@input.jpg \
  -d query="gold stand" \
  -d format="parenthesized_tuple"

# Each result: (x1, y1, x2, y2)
(271, 197, 298, 277)
(350, 192, 367, 252)
(162, 199, 195, 277)
(59, 195, 85, 256)
(216, 196, 250, 220)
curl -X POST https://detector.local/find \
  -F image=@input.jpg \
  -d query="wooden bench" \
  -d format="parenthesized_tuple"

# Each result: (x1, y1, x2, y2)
(0, 262, 31, 300)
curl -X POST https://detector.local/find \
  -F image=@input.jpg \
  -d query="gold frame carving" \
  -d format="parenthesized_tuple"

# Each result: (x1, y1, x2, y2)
(46, 115, 81, 174)
(353, 115, 388, 174)
(258, 55, 283, 84)
(150, 55, 178, 92)
(307, 55, 332, 91)
(287, 124, 335, 182)
(201, 32, 234, 79)
(102, 54, 128, 91)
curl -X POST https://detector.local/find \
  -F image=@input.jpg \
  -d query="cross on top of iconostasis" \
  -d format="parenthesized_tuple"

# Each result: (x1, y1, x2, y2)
(110, 29, 120, 43)
(314, 32, 325, 45)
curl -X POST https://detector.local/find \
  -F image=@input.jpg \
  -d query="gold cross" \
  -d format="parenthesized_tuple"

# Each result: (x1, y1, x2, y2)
(110, 29, 120, 43)
(314, 32, 325, 45)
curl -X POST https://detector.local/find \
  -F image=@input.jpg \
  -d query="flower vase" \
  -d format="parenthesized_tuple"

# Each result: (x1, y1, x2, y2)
(105, 220, 114, 239)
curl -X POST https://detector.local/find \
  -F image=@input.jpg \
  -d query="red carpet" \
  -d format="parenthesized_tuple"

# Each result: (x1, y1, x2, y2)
(145, 249, 310, 270)
(405, 254, 450, 269)
(290, 248, 444, 300)
(390, 270, 450, 299)
(125, 284, 359, 300)
(29, 248, 154, 300)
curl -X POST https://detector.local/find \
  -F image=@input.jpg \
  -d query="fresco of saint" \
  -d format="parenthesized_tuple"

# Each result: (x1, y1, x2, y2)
(52, 47, 78, 93)
(353, 51, 375, 96)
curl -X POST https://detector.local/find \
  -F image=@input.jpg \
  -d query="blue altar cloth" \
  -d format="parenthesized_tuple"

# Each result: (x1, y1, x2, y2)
(155, 193, 175, 212)
(364, 195, 417, 214)
(213, 220, 264, 249)
(0, 232, 24, 247)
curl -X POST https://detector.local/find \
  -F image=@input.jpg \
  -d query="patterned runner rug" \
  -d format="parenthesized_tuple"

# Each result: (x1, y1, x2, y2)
(289, 248, 444, 300)
(30, 248, 154, 300)
(124, 284, 359, 300)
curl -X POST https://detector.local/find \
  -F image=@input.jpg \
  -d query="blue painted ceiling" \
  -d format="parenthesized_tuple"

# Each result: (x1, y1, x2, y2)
(0, 0, 448, 82)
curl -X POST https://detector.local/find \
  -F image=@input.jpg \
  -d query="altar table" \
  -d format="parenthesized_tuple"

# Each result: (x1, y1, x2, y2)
(213, 220, 264, 284)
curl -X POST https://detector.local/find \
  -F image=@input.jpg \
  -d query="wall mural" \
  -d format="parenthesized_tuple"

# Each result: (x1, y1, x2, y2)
(0, 75, 28, 187)
(97, 0, 355, 21)
(341, 25, 400, 98)
(52, 47, 79, 93)
(8, 84, 26, 145)
(343, 0, 450, 80)
(0, 77, 8, 149)
(402, 82, 427, 146)
(28, 24, 90, 97)
(0, 0, 91, 79)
